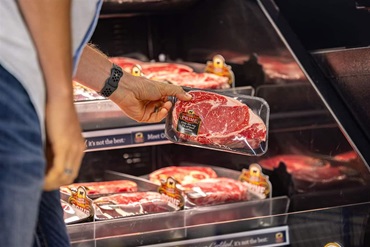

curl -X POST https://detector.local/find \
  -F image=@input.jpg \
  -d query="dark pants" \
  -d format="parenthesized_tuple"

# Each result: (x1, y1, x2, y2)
(0, 65, 70, 247)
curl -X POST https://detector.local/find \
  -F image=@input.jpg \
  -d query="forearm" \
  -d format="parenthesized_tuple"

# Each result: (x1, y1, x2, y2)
(73, 44, 112, 92)
(74, 44, 191, 123)
(73, 44, 139, 104)
(18, 0, 73, 100)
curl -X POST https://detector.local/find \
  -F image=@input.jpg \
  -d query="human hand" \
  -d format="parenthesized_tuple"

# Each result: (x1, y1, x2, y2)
(110, 73, 192, 123)
(43, 97, 85, 191)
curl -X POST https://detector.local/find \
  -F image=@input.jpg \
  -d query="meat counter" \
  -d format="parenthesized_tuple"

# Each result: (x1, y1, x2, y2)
(69, 0, 370, 246)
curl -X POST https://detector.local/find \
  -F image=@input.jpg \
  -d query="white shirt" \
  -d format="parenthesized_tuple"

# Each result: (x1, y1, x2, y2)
(0, 0, 102, 140)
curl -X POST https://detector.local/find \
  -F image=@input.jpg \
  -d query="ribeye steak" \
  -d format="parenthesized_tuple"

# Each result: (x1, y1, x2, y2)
(172, 91, 267, 149)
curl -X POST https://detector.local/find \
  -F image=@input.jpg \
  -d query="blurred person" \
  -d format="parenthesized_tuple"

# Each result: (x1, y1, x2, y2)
(0, 1, 191, 246)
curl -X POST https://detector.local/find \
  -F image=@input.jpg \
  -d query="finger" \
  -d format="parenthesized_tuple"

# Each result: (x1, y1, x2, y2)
(159, 84, 192, 101)
(64, 138, 85, 178)
(143, 101, 173, 123)
(148, 107, 170, 123)
(54, 146, 82, 180)
(43, 158, 81, 191)
(43, 165, 65, 191)
(43, 140, 85, 191)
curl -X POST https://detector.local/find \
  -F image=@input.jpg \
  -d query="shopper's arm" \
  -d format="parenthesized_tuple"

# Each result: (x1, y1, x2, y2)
(18, 0, 85, 190)
(74, 44, 192, 123)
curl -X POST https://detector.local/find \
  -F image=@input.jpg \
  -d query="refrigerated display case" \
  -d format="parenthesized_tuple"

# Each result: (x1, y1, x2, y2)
(69, 0, 370, 246)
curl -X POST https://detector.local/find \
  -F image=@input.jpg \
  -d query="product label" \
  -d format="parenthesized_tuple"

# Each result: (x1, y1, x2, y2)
(158, 177, 185, 210)
(205, 54, 235, 86)
(67, 186, 94, 217)
(239, 164, 271, 199)
(177, 110, 201, 136)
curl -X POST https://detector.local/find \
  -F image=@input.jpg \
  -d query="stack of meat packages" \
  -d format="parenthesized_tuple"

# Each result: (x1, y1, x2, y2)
(148, 166, 249, 207)
(73, 57, 230, 101)
(109, 57, 231, 89)
(60, 179, 178, 221)
(60, 165, 251, 222)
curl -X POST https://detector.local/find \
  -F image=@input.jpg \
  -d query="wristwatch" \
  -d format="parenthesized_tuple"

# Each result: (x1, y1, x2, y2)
(98, 63, 123, 97)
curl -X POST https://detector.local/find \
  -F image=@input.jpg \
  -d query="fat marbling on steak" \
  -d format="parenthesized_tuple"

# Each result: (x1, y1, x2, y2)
(172, 91, 266, 149)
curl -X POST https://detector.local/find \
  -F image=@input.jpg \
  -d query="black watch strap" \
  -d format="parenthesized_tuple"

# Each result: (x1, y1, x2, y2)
(99, 63, 123, 97)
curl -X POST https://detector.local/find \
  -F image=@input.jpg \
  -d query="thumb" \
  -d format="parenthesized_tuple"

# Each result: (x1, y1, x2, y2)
(159, 84, 192, 101)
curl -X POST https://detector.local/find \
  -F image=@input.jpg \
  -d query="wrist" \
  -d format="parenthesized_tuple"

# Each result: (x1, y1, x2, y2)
(98, 64, 123, 97)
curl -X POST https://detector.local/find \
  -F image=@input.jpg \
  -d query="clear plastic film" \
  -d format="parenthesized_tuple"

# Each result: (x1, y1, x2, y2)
(165, 89, 270, 156)
(93, 192, 177, 220)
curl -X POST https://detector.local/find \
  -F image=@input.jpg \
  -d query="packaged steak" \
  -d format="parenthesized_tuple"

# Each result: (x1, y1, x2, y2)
(148, 166, 218, 185)
(259, 154, 363, 192)
(60, 189, 94, 224)
(73, 81, 104, 101)
(60, 180, 138, 198)
(61, 199, 92, 224)
(182, 177, 249, 207)
(165, 90, 269, 156)
(93, 191, 177, 220)
(131, 61, 230, 89)
(109, 56, 145, 72)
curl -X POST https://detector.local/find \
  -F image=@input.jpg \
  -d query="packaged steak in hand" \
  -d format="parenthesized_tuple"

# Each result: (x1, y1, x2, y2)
(165, 90, 269, 156)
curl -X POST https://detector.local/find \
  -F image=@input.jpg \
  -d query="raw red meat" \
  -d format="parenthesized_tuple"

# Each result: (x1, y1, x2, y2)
(149, 166, 218, 185)
(142, 65, 229, 89)
(206, 52, 305, 81)
(141, 62, 193, 75)
(259, 155, 329, 172)
(139, 62, 229, 89)
(94, 191, 162, 204)
(172, 91, 267, 149)
(259, 155, 347, 183)
(109, 57, 144, 72)
(258, 56, 306, 81)
(109, 57, 229, 89)
(60, 180, 138, 196)
(334, 151, 358, 162)
(93, 192, 175, 219)
(157, 72, 230, 89)
(182, 177, 248, 206)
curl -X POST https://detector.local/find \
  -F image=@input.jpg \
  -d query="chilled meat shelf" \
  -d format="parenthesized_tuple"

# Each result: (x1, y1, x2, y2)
(68, 0, 370, 246)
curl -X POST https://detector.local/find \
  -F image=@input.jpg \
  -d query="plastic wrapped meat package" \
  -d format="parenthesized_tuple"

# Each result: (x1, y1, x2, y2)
(60, 174, 180, 221)
(60, 180, 138, 199)
(148, 166, 218, 185)
(182, 177, 248, 207)
(259, 153, 367, 192)
(60, 191, 93, 225)
(73, 81, 105, 101)
(147, 164, 261, 208)
(93, 192, 178, 220)
(109, 57, 230, 89)
(165, 90, 270, 156)
(61, 199, 92, 225)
